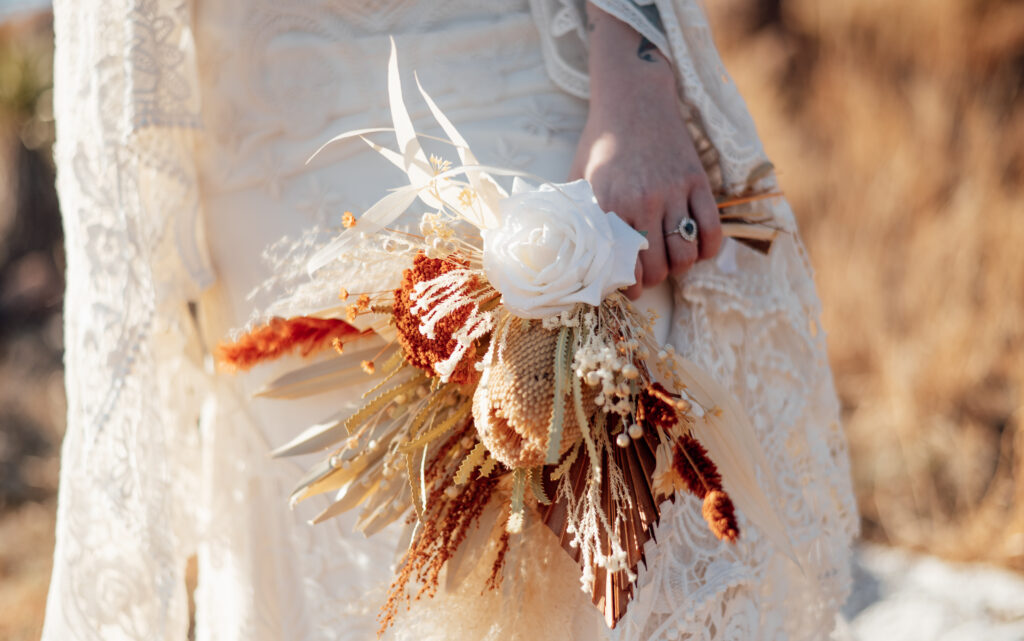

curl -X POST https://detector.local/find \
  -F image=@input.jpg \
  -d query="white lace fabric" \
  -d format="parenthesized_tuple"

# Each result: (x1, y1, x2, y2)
(44, 1, 211, 639)
(44, 1, 858, 640)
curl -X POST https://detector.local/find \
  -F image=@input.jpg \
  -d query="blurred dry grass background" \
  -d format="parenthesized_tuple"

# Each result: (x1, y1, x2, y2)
(708, 0, 1024, 569)
(0, 1, 1022, 639)
(0, 10, 61, 641)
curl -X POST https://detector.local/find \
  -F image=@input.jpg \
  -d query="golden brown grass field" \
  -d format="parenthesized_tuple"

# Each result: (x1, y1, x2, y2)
(708, 0, 1024, 566)
(0, 2, 1022, 640)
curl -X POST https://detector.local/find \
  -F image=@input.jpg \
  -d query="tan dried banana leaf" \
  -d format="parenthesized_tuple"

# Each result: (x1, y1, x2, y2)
(720, 221, 780, 254)
(270, 410, 350, 458)
(289, 443, 388, 505)
(312, 480, 379, 525)
(311, 458, 388, 524)
(255, 337, 393, 399)
(356, 483, 411, 536)
(720, 221, 779, 242)
(271, 369, 415, 459)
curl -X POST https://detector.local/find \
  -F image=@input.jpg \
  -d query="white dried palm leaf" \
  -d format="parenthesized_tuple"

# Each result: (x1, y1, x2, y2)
(271, 410, 350, 458)
(414, 72, 505, 229)
(289, 441, 390, 506)
(311, 459, 388, 525)
(255, 340, 394, 399)
(672, 355, 799, 566)
(307, 186, 421, 274)
(357, 487, 411, 536)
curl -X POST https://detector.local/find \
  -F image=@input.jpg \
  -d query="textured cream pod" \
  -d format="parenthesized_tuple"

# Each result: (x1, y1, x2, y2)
(472, 319, 594, 468)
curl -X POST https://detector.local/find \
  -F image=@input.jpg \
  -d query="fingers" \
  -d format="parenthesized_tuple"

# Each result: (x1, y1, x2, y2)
(595, 173, 719, 297)
(690, 182, 723, 260)
(624, 260, 644, 300)
(638, 213, 669, 289)
(664, 201, 698, 277)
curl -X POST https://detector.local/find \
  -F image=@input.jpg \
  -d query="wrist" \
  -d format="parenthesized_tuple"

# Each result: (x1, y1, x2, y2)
(585, 7, 677, 105)
(589, 60, 676, 108)
(588, 62, 678, 121)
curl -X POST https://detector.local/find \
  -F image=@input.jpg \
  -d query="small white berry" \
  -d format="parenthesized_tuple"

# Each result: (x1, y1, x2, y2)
(616, 432, 631, 448)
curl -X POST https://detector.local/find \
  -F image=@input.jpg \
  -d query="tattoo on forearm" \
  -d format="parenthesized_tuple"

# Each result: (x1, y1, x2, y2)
(637, 36, 658, 62)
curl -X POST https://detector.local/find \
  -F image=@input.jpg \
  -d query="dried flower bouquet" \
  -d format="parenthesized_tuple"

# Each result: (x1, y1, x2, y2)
(219, 41, 791, 632)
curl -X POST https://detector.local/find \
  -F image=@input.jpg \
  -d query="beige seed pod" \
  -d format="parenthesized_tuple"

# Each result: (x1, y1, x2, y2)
(472, 319, 594, 468)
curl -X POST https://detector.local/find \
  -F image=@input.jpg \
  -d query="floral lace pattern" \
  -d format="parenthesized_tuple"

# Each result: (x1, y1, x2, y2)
(45, 1, 857, 640)
(44, 1, 212, 640)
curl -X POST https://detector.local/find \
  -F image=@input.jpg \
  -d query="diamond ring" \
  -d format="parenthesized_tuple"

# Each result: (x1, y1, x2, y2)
(668, 217, 698, 243)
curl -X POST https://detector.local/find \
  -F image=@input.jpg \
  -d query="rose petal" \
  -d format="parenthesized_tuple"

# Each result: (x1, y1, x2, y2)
(604, 212, 649, 294)
(482, 180, 649, 319)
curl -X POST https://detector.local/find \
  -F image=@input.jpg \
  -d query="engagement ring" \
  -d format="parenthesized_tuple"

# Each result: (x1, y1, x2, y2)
(669, 217, 699, 243)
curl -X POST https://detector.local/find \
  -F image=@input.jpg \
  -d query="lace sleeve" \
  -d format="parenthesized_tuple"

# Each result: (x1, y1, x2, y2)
(43, 1, 214, 639)
(529, 0, 770, 191)
(528, 0, 670, 99)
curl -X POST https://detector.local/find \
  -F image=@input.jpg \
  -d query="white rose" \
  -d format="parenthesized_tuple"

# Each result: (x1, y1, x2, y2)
(481, 178, 649, 319)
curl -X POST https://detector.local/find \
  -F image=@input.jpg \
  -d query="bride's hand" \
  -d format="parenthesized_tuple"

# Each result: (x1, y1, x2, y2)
(570, 5, 722, 300)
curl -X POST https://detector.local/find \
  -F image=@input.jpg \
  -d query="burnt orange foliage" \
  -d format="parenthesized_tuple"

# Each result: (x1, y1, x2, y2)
(392, 253, 481, 385)
(379, 422, 499, 634)
(218, 316, 367, 371)
(702, 490, 740, 543)
(638, 382, 679, 431)
(672, 433, 740, 542)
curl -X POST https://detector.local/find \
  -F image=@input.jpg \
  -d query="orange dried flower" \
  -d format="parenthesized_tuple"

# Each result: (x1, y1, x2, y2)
(341, 211, 357, 228)
(671, 433, 722, 500)
(702, 490, 740, 543)
(361, 360, 375, 374)
(672, 433, 741, 542)
(218, 316, 365, 371)
(338, 288, 349, 301)
(356, 293, 371, 311)
(392, 252, 481, 385)
(379, 423, 498, 634)
(639, 382, 678, 431)
(486, 530, 512, 590)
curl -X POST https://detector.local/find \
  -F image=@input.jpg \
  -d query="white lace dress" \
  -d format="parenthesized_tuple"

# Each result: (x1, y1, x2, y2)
(43, 1, 858, 640)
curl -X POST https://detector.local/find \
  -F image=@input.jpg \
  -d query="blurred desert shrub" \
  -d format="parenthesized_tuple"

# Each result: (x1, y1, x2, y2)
(708, 0, 1024, 568)
(0, 8, 60, 513)
(0, 10, 61, 641)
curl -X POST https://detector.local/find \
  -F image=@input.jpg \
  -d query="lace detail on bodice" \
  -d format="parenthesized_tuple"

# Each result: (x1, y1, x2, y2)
(45, 1, 857, 640)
